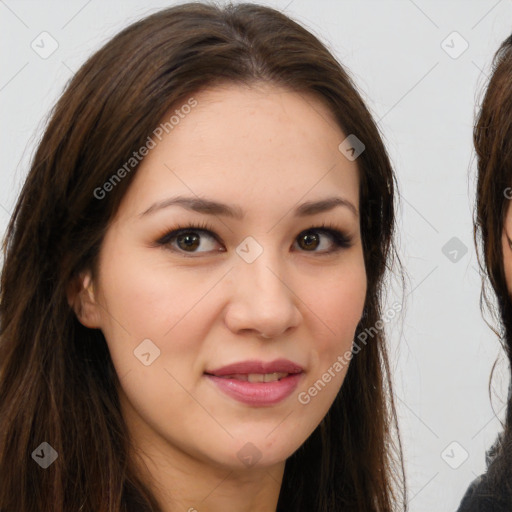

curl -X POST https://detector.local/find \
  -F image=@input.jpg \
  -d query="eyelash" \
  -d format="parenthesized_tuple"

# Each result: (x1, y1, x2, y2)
(155, 220, 353, 256)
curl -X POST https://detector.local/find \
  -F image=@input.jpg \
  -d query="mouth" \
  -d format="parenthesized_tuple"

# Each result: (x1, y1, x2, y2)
(205, 358, 304, 377)
(204, 359, 304, 406)
(208, 372, 290, 382)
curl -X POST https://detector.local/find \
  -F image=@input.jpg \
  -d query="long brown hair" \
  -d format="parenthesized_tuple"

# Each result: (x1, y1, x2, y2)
(0, 2, 405, 511)
(473, 33, 512, 501)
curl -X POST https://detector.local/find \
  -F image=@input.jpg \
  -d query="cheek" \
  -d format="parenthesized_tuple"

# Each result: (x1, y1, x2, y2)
(301, 261, 366, 395)
(95, 249, 218, 409)
(98, 243, 217, 340)
(294, 262, 366, 432)
(502, 231, 512, 295)
(311, 262, 366, 345)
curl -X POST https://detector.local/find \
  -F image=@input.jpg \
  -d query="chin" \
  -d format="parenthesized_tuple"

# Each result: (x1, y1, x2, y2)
(203, 435, 299, 471)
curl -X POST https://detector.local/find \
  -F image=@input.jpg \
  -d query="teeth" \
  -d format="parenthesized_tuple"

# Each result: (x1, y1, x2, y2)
(220, 372, 289, 382)
(263, 372, 288, 382)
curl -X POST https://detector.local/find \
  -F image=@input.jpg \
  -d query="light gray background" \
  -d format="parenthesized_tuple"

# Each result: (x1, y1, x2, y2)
(2, 0, 511, 510)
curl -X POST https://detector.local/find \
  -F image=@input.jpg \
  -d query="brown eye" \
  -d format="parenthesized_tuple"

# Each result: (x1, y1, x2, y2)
(176, 232, 201, 251)
(157, 224, 352, 256)
(294, 227, 352, 253)
(157, 225, 222, 255)
(298, 232, 320, 251)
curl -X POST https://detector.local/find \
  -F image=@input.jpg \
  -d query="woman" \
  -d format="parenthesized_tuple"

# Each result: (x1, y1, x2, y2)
(0, 3, 406, 511)
(456, 33, 512, 512)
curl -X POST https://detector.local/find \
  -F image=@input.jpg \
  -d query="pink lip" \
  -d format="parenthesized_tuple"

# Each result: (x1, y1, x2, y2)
(204, 359, 304, 406)
(206, 359, 304, 376)
(205, 373, 303, 406)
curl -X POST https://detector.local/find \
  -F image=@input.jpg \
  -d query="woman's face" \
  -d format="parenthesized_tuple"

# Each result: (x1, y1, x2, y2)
(77, 83, 366, 473)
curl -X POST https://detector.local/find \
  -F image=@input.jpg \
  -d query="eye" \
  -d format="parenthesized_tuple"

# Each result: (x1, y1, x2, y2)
(155, 221, 353, 256)
(294, 224, 353, 253)
(156, 221, 223, 255)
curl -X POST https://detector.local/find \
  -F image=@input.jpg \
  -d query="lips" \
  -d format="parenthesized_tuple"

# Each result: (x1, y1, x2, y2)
(205, 359, 304, 377)
(217, 372, 289, 382)
(204, 359, 304, 406)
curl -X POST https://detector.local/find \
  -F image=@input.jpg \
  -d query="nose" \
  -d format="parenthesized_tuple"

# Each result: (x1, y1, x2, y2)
(224, 248, 302, 339)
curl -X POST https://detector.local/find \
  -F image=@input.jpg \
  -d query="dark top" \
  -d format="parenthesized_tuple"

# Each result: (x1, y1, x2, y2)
(456, 433, 510, 512)
(456, 473, 508, 512)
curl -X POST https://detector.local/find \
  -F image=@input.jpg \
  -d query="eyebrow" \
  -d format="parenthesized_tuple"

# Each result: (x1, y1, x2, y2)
(139, 195, 359, 219)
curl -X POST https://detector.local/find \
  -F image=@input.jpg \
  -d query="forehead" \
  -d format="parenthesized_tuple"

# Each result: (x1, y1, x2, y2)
(115, 82, 360, 220)
(188, 81, 343, 150)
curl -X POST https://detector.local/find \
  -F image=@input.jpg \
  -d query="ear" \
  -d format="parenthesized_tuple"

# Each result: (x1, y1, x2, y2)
(67, 271, 102, 329)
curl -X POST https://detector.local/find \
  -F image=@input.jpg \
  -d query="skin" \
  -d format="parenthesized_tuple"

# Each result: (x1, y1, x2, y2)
(504, 202, 512, 291)
(72, 82, 367, 512)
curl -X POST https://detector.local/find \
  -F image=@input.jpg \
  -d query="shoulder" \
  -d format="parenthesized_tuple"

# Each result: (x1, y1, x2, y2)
(456, 473, 508, 512)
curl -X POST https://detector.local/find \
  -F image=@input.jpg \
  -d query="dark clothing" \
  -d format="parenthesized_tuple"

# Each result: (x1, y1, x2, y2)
(456, 433, 510, 512)
(456, 473, 509, 512)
